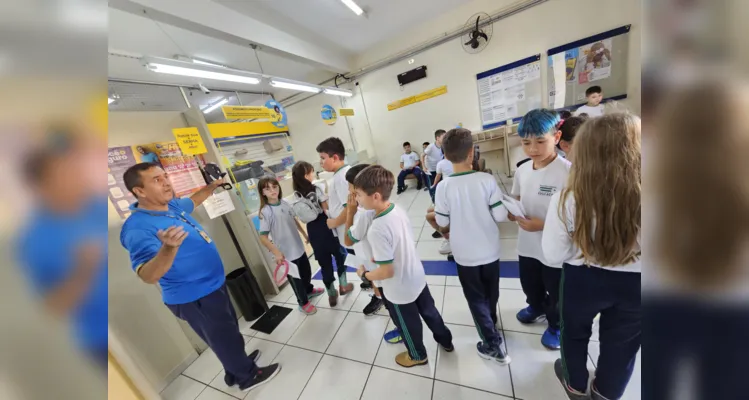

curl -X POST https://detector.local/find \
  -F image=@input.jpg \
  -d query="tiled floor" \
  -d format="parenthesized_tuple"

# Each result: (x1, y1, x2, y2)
(161, 186, 641, 400)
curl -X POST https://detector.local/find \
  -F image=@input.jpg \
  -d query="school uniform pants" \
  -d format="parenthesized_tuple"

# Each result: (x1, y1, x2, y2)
(425, 171, 438, 200)
(397, 167, 424, 190)
(286, 254, 316, 306)
(380, 285, 453, 361)
(167, 285, 258, 387)
(456, 260, 503, 348)
(560, 263, 641, 399)
(518, 256, 562, 330)
(306, 214, 347, 289)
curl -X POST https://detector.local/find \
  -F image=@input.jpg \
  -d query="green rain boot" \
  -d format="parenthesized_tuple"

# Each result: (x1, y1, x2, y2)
(327, 283, 339, 307)
(338, 273, 354, 295)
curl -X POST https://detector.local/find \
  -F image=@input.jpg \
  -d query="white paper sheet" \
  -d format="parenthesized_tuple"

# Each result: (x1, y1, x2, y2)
(501, 194, 527, 218)
(203, 190, 236, 219)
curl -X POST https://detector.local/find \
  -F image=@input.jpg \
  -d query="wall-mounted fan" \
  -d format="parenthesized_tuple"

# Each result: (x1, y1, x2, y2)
(461, 12, 493, 54)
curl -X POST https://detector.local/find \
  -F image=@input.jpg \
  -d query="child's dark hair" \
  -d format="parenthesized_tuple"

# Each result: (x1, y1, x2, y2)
(423, 141, 429, 147)
(586, 86, 602, 96)
(558, 110, 573, 119)
(403, 141, 411, 147)
(353, 165, 394, 201)
(518, 109, 561, 138)
(315, 137, 345, 159)
(291, 161, 316, 197)
(345, 163, 370, 185)
(442, 128, 474, 163)
(559, 115, 589, 144)
(434, 129, 446, 139)
(257, 177, 282, 216)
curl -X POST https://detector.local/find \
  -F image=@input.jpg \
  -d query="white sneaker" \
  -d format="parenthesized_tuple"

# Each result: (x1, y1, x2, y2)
(438, 240, 451, 255)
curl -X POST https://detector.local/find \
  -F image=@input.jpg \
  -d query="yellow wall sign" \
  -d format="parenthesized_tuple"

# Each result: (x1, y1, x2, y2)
(387, 85, 448, 111)
(339, 108, 355, 116)
(172, 127, 208, 155)
(222, 106, 278, 120)
(207, 121, 288, 139)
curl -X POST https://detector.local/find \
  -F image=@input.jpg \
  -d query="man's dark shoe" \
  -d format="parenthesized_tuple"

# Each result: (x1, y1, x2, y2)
(240, 363, 281, 392)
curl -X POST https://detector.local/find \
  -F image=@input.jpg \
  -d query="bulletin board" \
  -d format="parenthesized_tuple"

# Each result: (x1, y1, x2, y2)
(547, 25, 631, 110)
(476, 54, 542, 130)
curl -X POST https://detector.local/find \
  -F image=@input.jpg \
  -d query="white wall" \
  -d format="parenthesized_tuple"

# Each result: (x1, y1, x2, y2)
(284, 0, 641, 176)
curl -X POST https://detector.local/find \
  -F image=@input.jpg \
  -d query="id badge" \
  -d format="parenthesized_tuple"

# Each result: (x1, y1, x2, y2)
(199, 230, 213, 243)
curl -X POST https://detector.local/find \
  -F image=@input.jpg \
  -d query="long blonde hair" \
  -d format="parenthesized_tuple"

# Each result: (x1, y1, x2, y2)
(559, 113, 641, 266)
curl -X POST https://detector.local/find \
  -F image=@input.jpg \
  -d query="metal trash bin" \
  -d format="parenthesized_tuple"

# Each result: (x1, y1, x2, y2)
(226, 267, 269, 322)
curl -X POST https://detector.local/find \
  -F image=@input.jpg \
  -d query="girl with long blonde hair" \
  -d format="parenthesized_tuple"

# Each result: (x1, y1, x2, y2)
(542, 113, 641, 400)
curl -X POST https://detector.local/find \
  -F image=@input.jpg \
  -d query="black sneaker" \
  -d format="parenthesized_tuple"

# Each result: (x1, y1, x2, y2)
(431, 230, 442, 238)
(240, 363, 281, 392)
(440, 342, 455, 352)
(363, 295, 383, 315)
(554, 358, 589, 399)
(476, 342, 511, 365)
(360, 281, 373, 290)
(224, 349, 261, 387)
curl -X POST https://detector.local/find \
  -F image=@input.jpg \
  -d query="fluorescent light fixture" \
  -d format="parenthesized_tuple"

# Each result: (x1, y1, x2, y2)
(340, 0, 364, 15)
(270, 79, 321, 93)
(192, 59, 226, 68)
(142, 56, 261, 85)
(108, 97, 115, 104)
(202, 98, 229, 114)
(323, 88, 353, 97)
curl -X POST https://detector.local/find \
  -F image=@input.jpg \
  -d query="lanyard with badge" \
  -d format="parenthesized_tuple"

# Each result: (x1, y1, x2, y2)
(142, 209, 213, 244)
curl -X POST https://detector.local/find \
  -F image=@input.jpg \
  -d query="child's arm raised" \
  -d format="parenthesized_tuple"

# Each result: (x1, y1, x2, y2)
(343, 193, 359, 247)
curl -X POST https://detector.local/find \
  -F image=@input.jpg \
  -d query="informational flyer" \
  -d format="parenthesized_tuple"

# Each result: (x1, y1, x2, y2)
(577, 39, 612, 84)
(143, 141, 207, 198)
(476, 56, 542, 129)
(107, 146, 138, 219)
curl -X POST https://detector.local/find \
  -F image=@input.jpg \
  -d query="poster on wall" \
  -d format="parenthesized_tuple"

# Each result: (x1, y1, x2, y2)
(476, 55, 542, 130)
(576, 39, 613, 84)
(142, 141, 207, 198)
(321, 104, 337, 125)
(265, 100, 288, 128)
(107, 146, 138, 219)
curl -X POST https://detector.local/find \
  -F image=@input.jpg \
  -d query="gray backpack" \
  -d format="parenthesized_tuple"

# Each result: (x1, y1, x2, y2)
(292, 190, 323, 223)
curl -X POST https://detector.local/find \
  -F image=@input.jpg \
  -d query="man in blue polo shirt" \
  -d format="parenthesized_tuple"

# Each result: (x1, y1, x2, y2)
(120, 162, 280, 392)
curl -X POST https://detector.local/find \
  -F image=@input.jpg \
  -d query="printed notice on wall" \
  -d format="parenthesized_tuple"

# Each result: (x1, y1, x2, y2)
(203, 191, 235, 219)
(108, 146, 138, 219)
(476, 55, 542, 130)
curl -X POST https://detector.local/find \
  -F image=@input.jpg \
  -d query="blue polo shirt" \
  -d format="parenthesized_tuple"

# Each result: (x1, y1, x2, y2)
(120, 198, 225, 305)
(17, 197, 109, 352)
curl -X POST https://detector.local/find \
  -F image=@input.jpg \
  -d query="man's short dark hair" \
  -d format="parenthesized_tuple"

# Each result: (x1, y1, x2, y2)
(316, 137, 346, 159)
(442, 128, 474, 163)
(402, 142, 410, 147)
(585, 86, 602, 96)
(123, 162, 161, 197)
(434, 129, 446, 139)
(353, 165, 394, 201)
(345, 163, 370, 185)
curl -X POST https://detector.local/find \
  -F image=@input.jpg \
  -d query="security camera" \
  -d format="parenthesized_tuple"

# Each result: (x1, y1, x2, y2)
(198, 84, 210, 94)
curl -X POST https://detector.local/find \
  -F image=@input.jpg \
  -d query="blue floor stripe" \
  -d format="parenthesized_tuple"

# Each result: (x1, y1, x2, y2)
(311, 259, 520, 279)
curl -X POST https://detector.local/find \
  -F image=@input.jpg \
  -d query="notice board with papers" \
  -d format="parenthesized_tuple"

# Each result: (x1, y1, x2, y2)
(476, 54, 542, 130)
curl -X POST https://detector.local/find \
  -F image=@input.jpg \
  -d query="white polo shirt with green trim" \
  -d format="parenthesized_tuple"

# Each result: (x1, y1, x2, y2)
(434, 170, 508, 266)
(368, 204, 426, 304)
(346, 207, 376, 273)
(328, 164, 352, 247)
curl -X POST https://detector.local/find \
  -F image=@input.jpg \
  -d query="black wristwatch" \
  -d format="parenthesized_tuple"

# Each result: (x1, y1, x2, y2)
(361, 271, 371, 285)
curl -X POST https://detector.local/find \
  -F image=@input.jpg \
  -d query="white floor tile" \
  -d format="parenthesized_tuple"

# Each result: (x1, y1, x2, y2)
(183, 348, 223, 385)
(499, 277, 522, 290)
(417, 240, 446, 261)
(432, 381, 510, 400)
(419, 227, 442, 241)
(360, 366, 433, 400)
(499, 238, 519, 261)
(264, 283, 295, 304)
(498, 289, 547, 335)
(374, 320, 438, 378)
(498, 222, 519, 239)
(298, 355, 371, 400)
(445, 276, 462, 286)
(288, 308, 347, 352)
(410, 216, 427, 229)
(161, 375, 206, 400)
(315, 284, 362, 311)
(442, 286, 478, 327)
(250, 306, 307, 343)
(245, 346, 322, 400)
(208, 338, 284, 398)
(195, 387, 237, 400)
(434, 324, 513, 397)
(426, 275, 447, 286)
(412, 226, 424, 241)
(326, 313, 389, 364)
(503, 331, 569, 400)
(351, 291, 390, 316)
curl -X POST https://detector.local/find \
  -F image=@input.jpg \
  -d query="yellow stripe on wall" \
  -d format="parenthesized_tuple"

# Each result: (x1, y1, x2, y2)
(207, 122, 289, 139)
(387, 85, 448, 111)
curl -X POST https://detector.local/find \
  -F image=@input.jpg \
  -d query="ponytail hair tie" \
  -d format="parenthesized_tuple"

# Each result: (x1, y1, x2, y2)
(556, 119, 566, 129)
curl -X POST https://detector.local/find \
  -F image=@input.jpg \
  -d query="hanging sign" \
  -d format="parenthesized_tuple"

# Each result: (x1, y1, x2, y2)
(172, 127, 208, 155)
(387, 85, 448, 111)
(222, 106, 278, 120)
(339, 108, 355, 117)
(203, 191, 235, 219)
(265, 100, 288, 128)
(321, 104, 337, 125)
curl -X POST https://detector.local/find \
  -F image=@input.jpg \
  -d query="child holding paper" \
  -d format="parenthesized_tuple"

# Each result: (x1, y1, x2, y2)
(510, 109, 571, 350)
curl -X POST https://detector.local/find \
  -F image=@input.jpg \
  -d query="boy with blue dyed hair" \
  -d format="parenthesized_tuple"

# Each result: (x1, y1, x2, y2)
(511, 109, 571, 350)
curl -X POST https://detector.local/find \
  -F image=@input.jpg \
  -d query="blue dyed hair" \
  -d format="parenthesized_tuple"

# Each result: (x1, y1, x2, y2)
(517, 109, 561, 138)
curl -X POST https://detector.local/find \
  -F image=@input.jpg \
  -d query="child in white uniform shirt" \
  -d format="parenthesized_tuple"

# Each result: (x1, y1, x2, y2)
(316, 137, 357, 295)
(396, 141, 424, 194)
(542, 114, 641, 400)
(257, 177, 324, 315)
(434, 128, 511, 364)
(353, 165, 453, 368)
(511, 109, 572, 350)
(422, 129, 446, 196)
(574, 86, 605, 117)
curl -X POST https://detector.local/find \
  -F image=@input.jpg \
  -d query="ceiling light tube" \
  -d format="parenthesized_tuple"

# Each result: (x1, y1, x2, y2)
(270, 79, 321, 93)
(202, 98, 229, 114)
(323, 88, 353, 97)
(340, 0, 364, 16)
(108, 97, 115, 104)
(142, 56, 261, 85)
